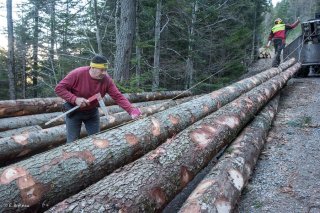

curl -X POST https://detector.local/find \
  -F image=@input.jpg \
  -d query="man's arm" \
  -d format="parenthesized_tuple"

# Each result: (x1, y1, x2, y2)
(286, 17, 300, 30)
(266, 31, 274, 47)
(106, 78, 135, 113)
(55, 73, 78, 105)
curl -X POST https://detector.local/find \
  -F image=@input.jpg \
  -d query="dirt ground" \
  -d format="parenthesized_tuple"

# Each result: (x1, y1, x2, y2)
(236, 76, 320, 213)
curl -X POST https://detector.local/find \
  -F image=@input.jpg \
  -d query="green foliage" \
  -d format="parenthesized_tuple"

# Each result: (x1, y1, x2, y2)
(0, 49, 9, 100)
(3, 0, 273, 99)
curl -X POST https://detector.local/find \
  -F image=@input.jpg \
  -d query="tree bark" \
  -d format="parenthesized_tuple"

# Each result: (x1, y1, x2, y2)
(0, 61, 296, 212)
(49, 0, 56, 69)
(32, 2, 39, 97)
(47, 64, 299, 212)
(185, 1, 197, 89)
(135, 0, 141, 87)
(0, 90, 192, 118)
(0, 125, 42, 139)
(6, 0, 16, 100)
(113, 0, 136, 82)
(93, 0, 102, 54)
(0, 99, 178, 131)
(0, 97, 194, 165)
(179, 95, 280, 213)
(152, 0, 162, 91)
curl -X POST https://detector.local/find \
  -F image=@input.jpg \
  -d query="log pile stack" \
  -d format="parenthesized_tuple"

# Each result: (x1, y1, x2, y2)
(0, 59, 300, 213)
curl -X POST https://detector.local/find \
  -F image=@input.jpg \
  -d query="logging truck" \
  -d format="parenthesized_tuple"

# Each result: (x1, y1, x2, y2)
(283, 13, 320, 77)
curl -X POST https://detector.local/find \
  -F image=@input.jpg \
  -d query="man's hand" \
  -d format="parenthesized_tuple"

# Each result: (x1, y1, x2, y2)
(130, 108, 142, 119)
(266, 40, 271, 48)
(75, 97, 89, 108)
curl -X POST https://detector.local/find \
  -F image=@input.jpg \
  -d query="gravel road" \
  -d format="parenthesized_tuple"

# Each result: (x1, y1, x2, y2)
(236, 77, 320, 213)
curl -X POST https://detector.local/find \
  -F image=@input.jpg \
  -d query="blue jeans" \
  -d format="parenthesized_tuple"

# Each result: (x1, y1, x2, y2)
(65, 108, 100, 143)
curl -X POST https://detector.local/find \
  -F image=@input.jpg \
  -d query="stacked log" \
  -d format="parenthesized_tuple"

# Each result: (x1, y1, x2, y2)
(179, 96, 279, 213)
(47, 64, 298, 212)
(0, 60, 297, 212)
(258, 47, 272, 59)
(0, 99, 180, 131)
(0, 96, 194, 163)
(0, 91, 192, 118)
(0, 126, 42, 138)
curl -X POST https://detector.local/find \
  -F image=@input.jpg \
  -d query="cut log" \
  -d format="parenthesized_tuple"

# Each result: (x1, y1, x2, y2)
(0, 99, 178, 131)
(0, 125, 42, 138)
(0, 91, 193, 118)
(178, 95, 279, 213)
(0, 97, 195, 164)
(0, 60, 297, 212)
(46, 65, 297, 212)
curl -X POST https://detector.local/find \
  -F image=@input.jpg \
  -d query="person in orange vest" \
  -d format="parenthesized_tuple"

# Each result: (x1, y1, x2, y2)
(266, 17, 300, 67)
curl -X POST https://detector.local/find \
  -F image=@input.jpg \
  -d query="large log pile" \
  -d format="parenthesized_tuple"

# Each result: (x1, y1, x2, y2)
(0, 59, 300, 212)
(47, 63, 299, 212)
(0, 61, 295, 164)
(0, 91, 192, 118)
(0, 99, 172, 131)
(0, 97, 194, 164)
(179, 95, 280, 212)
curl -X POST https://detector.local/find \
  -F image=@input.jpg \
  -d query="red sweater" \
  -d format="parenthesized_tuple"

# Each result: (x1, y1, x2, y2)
(55, 66, 133, 113)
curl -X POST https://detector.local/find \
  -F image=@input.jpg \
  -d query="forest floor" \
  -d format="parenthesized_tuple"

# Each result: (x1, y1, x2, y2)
(235, 60, 320, 213)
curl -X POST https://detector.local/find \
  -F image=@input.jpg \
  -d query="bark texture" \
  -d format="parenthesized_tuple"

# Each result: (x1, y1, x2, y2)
(179, 95, 280, 213)
(0, 99, 176, 131)
(0, 60, 296, 212)
(0, 125, 42, 138)
(47, 64, 299, 212)
(0, 91, 192, 118)
(113, 0, 136, 81)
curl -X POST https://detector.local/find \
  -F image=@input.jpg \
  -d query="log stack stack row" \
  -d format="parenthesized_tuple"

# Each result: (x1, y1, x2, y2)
(0, 59, 300, 213)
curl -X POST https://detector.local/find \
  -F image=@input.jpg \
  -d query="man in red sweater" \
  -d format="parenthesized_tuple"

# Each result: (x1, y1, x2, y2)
(55, 55, 142, 143)
(266, 17, 300, 67)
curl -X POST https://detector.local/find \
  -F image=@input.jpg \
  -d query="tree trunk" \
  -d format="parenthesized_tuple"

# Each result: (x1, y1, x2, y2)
(0, 97, 194, 164)
(185, 1, 197, 89)
(62, 0, 69, 53)
(152, 0, 162, 91)
(47, 65, 299, 212)
(0, 99, 179, 131)
(6, 0, 16, 100)
(250, 1, 257, 61)
(179, 95, 280, 213)
(0, 90, 193, 118)
(93, 0, 102, 54)
(32, 2, 39, 97)
(49, 0, 55, 70)
(113, 0, 136, 82)
(135, 0, 141, 87)
(0, 61, 297, 212)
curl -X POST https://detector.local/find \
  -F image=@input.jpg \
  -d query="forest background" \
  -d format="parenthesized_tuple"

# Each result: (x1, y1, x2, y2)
(0, 0, 319, 100)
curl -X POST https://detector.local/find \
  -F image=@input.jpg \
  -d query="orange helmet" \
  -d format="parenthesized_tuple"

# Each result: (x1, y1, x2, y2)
(274, 18, 283, 24)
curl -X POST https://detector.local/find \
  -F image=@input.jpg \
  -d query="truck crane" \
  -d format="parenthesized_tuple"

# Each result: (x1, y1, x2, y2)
(283, 12, 320, 77)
